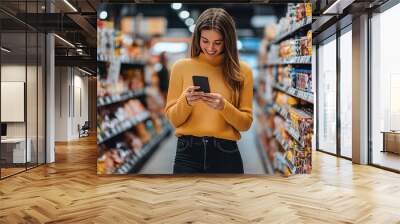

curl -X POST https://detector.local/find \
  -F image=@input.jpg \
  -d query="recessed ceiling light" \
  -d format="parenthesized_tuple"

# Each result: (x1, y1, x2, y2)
(171, 3, 182, 10)
(54, 34, 75, 48)
(179, 10, 190, 19)
(78, 67, 92, 76)
(1, 47, 11, 53)
(99, 11, 108, 20)
(63, 0, 78, 12)
(189, 24, 195, 33)
(185, 18, 194, 26)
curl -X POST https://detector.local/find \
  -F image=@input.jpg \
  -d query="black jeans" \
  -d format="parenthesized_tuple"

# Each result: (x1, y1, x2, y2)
(173, 135, 244, 174)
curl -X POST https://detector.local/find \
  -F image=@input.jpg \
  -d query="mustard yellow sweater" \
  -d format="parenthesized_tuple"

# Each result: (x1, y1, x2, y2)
(164, 53, 253, 141)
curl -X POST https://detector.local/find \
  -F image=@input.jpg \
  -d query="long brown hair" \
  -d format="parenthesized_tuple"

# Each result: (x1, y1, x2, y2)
(191, 8, 244, 105)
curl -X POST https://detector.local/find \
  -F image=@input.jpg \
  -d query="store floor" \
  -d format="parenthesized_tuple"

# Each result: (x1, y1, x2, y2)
(140, 121, 266, 174)
(1, 135, 400, 223)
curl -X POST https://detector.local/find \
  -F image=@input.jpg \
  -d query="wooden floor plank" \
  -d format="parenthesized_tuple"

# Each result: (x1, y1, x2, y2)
(0, 135, 399, 223)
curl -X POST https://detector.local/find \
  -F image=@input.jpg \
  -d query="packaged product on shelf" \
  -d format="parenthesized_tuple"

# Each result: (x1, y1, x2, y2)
(145, 120, 157, 137)
(289, 68, 312, 92)
(307, 30, 312, 56)
(97, 20, 115, 60)
(300, 36, 309, 56)
(151, 115, 163, 134)
(305, 3, 312, 17)
(124, 99, 145, 117)
(146, 88, 165, 114)
(288, 108, 313, 138)
(98, 99, 146, 135)
(121, 16, 135, 34)
(295, 3, 306, 22)
(123, 132, 143, 153)
(136, 122, 151, 143)
(107, 60, 121, 84)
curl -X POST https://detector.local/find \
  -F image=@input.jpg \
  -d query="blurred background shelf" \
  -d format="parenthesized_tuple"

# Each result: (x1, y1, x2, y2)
(97, 88, 146, 107)
(97, 111, 150, 144)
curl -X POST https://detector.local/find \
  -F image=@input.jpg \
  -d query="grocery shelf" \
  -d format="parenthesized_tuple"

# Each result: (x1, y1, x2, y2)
(97, 111, 150, 144)
(120, 59, 146, 66)
(273, 83, 314, 104)
(97, 55, 146, 66)
(266, 55, 312, 66)
(114, 125, 171, 174)
(97, 54, 113, 62)
(97, 88, 146, 107)
(284, 122, 304, 148)
(272, 104, 289, 119)
(274, 130, 290, 152)
(272, 17, 312, 44)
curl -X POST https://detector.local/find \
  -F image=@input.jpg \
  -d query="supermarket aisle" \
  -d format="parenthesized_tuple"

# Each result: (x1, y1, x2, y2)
(139, 133, 177, 174)
(140, 120, 266, 174)
(238, 121, 265, 174)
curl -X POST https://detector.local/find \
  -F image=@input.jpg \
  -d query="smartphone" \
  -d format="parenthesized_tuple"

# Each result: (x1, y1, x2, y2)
(192, 76, 210, 93)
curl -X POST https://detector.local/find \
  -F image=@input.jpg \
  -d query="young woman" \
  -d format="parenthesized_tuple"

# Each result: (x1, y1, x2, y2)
(164, 8, 253, 174)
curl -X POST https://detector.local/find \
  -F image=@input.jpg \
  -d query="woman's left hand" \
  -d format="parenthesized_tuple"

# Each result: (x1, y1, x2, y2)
(201, 93, 225, 110)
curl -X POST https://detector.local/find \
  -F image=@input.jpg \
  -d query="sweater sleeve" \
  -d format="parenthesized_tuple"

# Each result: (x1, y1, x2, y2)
(219, 63, 253, 131)
(164, 60, 192, 128)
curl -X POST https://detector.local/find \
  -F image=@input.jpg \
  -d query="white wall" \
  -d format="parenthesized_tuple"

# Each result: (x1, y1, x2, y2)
(54, 67, 89, 141)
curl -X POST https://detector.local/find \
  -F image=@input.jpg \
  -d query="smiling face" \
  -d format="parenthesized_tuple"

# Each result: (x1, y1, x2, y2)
(199, 29, 224, 60)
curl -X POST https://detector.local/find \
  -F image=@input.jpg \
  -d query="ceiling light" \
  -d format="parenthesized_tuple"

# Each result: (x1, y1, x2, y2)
(189, 24, 196, 33)
(54, 34, 75, 48)
(76, 48, 83, 52)
(185, 18, 194, 26)
(63, 0, 78, 12)
(99, 11, 108, 20)
(171, 3, 182, 10)
(179, 10, 190, 19)
(0, 47, 11, 53)
(152, 42, 188, 54)
(1, 47, 11, 53)
(322, 0, 354, 15)
(78, 68, 92, 76)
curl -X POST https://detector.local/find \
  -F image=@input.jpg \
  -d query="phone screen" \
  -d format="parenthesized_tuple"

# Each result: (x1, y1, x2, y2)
(192, 76, 210, 93)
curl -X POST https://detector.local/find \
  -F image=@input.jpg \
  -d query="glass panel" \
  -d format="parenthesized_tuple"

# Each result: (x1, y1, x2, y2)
(339, 28, 352, 158)
(1, 31, 27, 177)
(27, 31, 38, 169)
(26, 0, 39, 169)
(38, 32, 45, 165)
(318, 36, 337, 154)
(371, 3, 400, 171)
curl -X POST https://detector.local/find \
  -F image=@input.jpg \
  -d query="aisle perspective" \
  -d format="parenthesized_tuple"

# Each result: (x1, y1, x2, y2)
(96, 3, 313, 176)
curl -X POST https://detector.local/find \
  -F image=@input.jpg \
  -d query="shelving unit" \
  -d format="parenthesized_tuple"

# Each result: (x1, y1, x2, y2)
(273, 83, 314, 103)
(272, 103, 289, 119)
(272, 17, 312, 44)
(284, 122, 305, 147)
(97, 88, 146, 107)
(267, 55, 312, 66)
(97, 17, 171, 174)
(274, 130, 290, 152)
(97, 111, 150, 144)
(114, 123, 171, 174)
(255, 3, 313, 176)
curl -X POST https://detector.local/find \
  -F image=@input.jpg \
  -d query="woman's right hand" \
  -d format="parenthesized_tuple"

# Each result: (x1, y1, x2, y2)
(185, 86, 203, 106)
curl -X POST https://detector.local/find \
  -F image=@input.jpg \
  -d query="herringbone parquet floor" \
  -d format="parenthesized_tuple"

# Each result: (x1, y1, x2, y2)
(1, 135, 400, 224)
